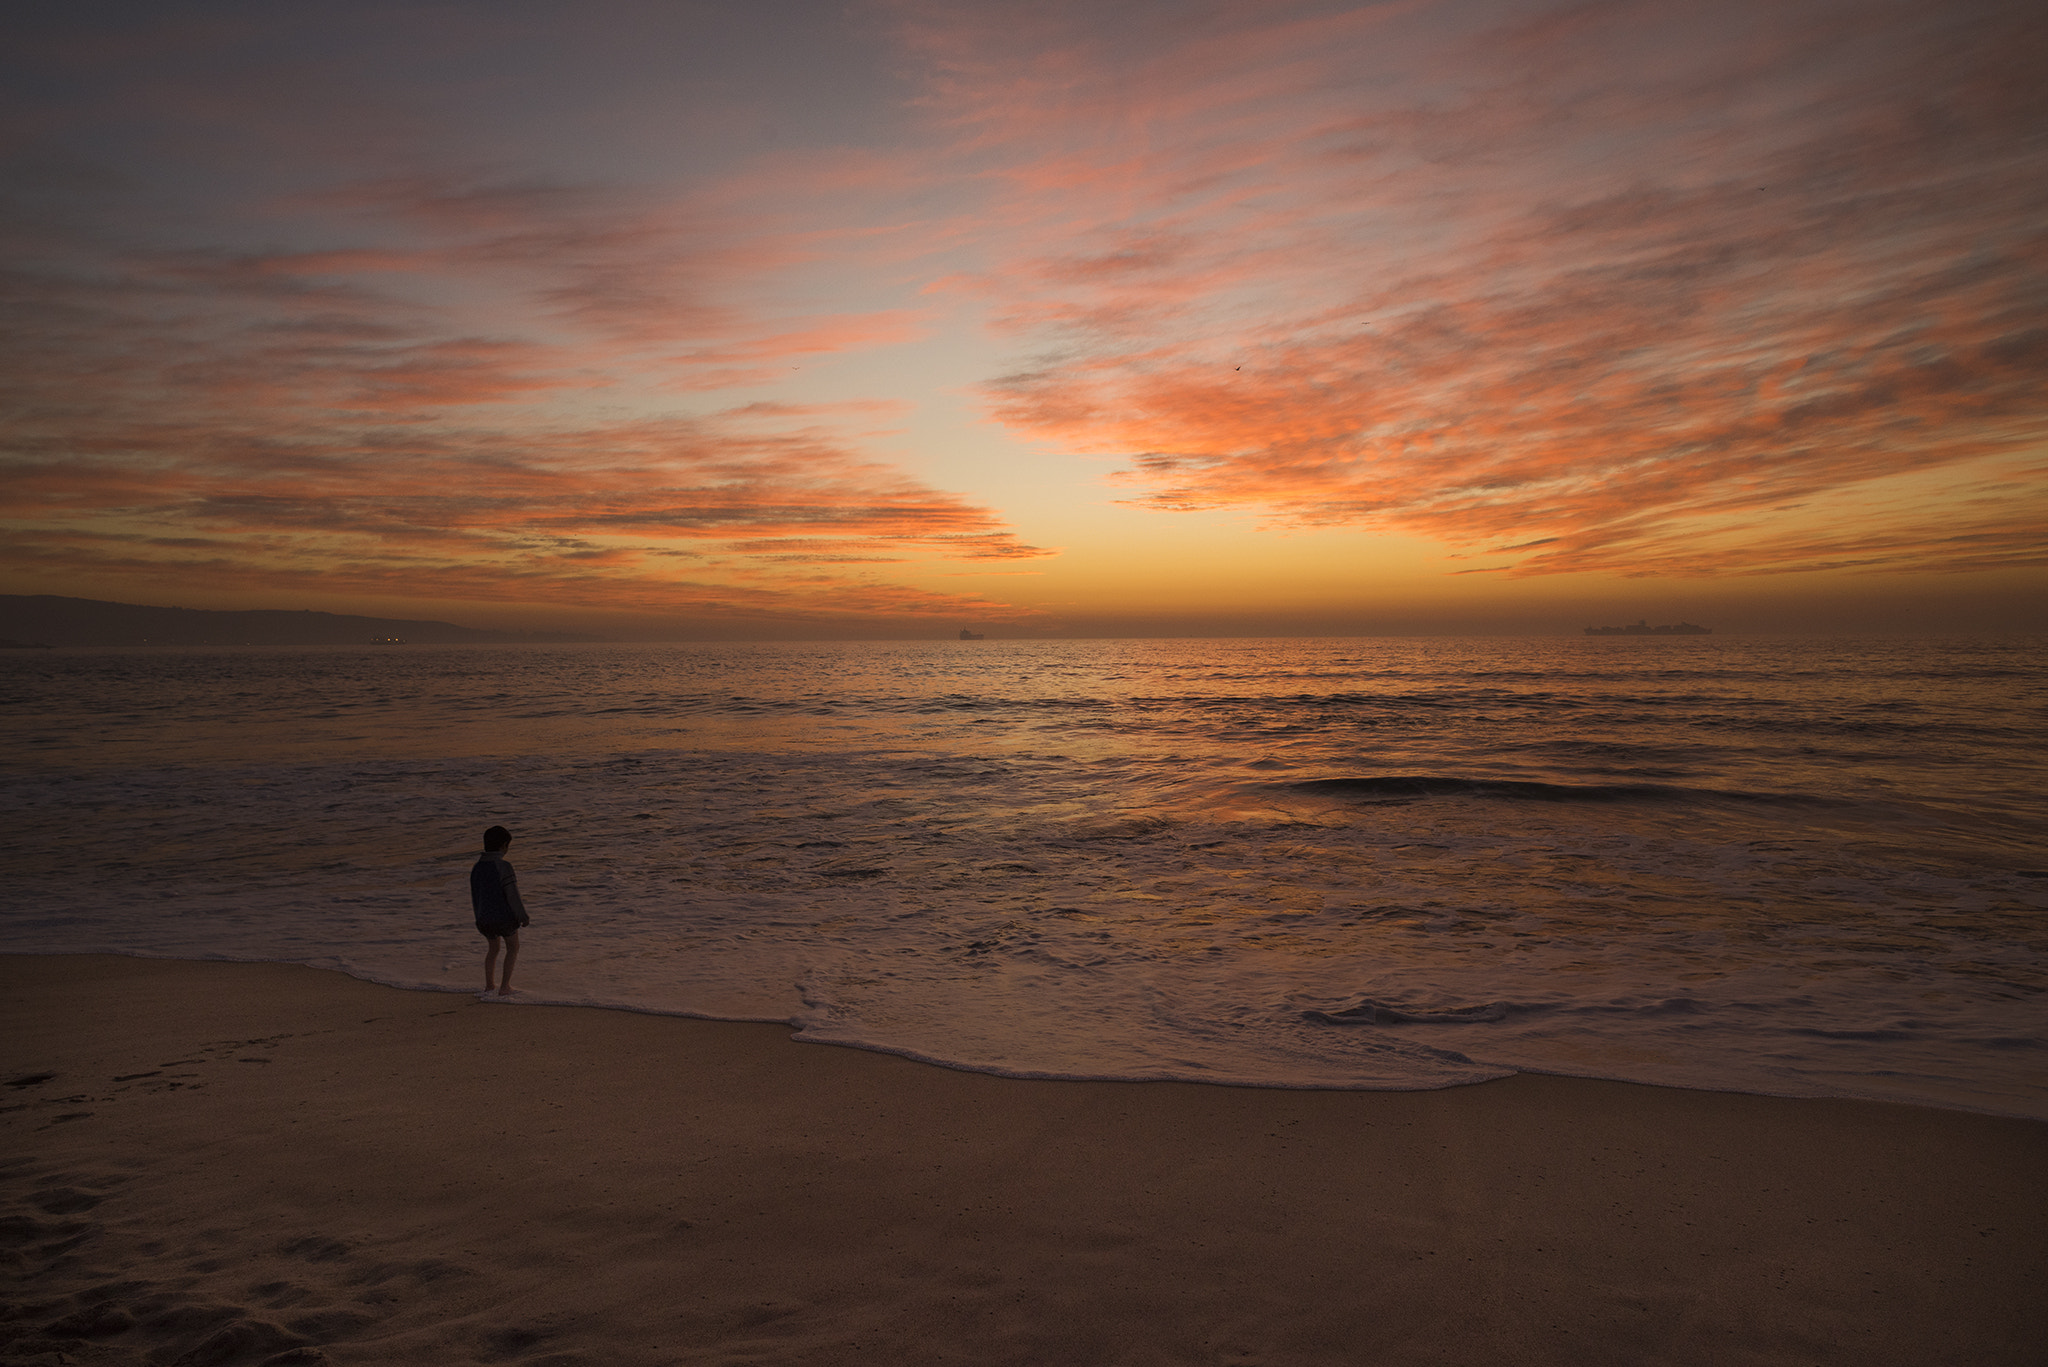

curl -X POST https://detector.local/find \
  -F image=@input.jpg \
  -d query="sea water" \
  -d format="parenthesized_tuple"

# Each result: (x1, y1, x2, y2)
(3, 636, 2043, 1118)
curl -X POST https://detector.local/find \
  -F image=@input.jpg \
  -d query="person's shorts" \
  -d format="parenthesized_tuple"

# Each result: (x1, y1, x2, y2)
(475, 920, 521, 940)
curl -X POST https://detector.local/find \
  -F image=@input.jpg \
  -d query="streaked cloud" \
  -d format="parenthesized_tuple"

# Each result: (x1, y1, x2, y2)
(0, 395, 1049, 621)
(0, 133, 1042, 624)
(943, 0, 2047, 577)
(1, 0, 2041, 632)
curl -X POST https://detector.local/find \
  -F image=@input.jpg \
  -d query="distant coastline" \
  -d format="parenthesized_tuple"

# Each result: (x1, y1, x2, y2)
(0, 595, 591, 649)
(1584, 620, 1712, 636)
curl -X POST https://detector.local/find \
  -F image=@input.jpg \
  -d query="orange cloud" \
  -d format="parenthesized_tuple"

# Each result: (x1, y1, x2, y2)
(919, 0, 2048, 578)
(0, 163, 1043, 623)
(0, 523, 1027, 624)
(0, 406, 1050, 617)
(8, 0, 2039, 629)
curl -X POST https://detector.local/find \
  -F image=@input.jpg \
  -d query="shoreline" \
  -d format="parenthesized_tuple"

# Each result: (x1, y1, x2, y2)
(8, 946, 2042, 1123)
(6, 954, 2045, 1366)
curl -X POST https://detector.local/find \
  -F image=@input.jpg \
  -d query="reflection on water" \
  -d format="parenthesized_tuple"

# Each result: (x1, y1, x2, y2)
(2, 636, 2044, 1117)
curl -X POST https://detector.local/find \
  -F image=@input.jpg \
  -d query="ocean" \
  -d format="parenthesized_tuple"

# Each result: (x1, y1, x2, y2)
(3, 635, 2043, 1119)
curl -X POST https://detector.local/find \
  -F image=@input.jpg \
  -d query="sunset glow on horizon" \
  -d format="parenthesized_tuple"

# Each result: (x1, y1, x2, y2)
(4, 0, 2043, 638)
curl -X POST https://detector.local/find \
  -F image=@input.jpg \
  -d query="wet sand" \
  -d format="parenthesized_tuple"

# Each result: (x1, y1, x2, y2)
(4, 954, 2043, 1366)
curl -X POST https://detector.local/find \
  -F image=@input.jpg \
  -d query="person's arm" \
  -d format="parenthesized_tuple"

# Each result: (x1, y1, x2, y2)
(498, 861, 530, 925)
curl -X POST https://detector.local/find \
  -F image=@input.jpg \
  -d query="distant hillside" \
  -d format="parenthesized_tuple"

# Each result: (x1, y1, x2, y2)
(0, 595, 593, 647)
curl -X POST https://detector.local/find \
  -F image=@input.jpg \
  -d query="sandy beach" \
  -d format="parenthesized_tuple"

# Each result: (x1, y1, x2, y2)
(3, 955, 2042, 1367)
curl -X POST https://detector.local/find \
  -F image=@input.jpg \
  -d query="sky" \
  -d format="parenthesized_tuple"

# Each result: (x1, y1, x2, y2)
(2, 0, 2043, 638)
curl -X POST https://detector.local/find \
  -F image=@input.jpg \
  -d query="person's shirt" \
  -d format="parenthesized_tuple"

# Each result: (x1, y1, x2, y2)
(469, 850, 529, 926)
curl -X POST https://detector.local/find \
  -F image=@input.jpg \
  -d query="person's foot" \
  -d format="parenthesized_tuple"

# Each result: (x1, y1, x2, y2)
(496, 985, 516, 996)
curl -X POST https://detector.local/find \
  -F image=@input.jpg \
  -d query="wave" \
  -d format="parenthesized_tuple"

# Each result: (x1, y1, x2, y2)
(1286, 775, 1829, 805)
(1303, 995, 1712, 1027)
(1303, 999, 1510, 1025)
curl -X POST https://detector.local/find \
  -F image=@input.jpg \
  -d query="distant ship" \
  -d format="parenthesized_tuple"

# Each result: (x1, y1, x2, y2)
(1584, 620, 1711, 636)
(957, 629, 985, 640)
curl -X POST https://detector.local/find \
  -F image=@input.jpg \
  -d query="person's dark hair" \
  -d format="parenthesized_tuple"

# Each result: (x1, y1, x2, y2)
(483, 825, 512, 852)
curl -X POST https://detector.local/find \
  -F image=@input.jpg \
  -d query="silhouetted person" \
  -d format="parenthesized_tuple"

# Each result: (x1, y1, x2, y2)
(470, 825, 530, 995)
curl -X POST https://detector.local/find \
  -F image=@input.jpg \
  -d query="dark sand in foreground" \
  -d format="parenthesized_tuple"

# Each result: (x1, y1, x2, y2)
(4, 955, 2042, 1366)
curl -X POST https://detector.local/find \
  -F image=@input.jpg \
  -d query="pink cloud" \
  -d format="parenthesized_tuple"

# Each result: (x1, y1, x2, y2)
(0, 166, 1042, 620)
(906, 0, 2046, 577)
(0, 388, 1052, 622)
(9, 0, 2040, 623)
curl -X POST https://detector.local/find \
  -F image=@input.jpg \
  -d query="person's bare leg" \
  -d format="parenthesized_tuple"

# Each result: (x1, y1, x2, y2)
(483, 936, 501, 993)
(498, 930, 520, 995)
